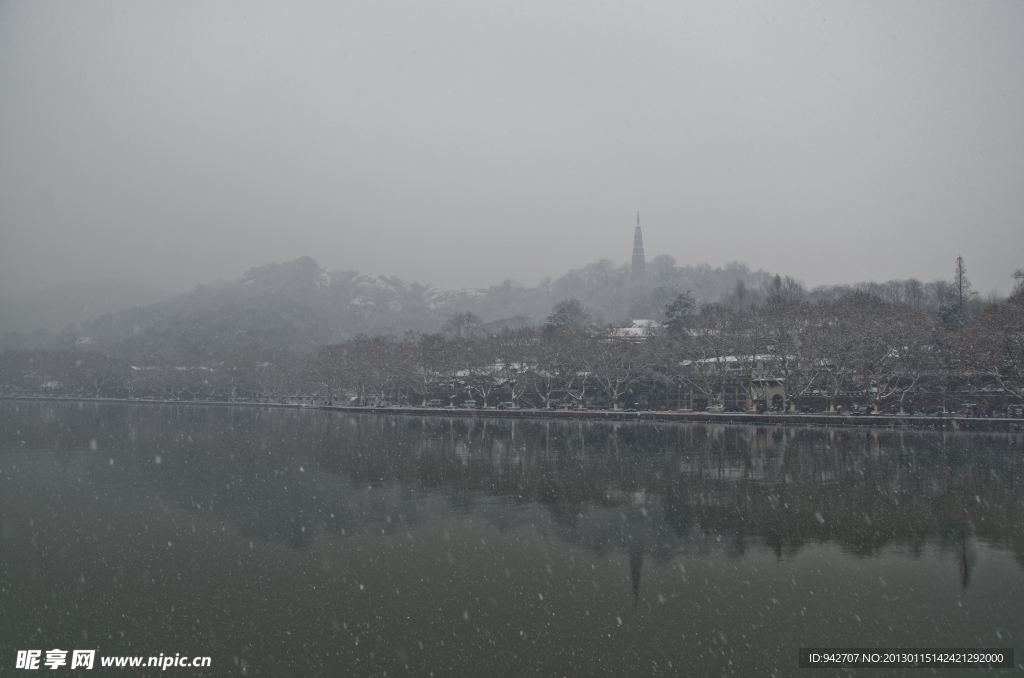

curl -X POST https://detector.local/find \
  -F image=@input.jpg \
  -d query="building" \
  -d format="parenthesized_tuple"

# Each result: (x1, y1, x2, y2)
(678, 355, 790, 411)
(609, 319, 659, 341)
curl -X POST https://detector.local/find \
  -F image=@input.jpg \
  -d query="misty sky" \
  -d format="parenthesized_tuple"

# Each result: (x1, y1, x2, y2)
(1, 0, 1022, 296)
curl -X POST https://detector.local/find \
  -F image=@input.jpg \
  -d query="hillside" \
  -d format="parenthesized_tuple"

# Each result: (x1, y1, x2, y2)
(4, 253, 986, 361)
(53, 256, 771, 359)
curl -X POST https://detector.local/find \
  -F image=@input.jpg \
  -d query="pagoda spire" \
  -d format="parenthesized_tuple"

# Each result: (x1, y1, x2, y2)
(631, 212, 646, 282)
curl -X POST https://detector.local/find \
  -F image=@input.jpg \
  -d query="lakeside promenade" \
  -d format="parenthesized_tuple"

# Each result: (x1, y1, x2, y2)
(3, 395, 1023, 432)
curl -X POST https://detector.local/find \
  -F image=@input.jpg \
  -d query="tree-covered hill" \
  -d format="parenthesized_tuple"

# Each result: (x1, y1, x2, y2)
(2, 253, 1000, 363)
(8, 256, 772, 358)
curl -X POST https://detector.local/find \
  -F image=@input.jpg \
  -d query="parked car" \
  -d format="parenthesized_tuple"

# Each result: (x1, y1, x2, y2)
(424, 399, 443, 408)
(497, 401, 515, 410)
(460, 400, 477, 409)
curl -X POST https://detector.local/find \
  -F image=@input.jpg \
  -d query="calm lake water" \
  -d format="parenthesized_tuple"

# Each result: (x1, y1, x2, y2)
(1, 401, 1021, 676)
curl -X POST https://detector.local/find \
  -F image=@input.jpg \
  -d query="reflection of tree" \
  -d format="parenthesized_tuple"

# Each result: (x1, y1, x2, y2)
(7, 402, 1023, 582)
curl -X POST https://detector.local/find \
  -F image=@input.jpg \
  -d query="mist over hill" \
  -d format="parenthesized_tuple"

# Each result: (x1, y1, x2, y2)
(0, 254, 992, 360)
(74, 256, 766, 357)
(0, 279, 174, 337)
(0, 255, 769, 355)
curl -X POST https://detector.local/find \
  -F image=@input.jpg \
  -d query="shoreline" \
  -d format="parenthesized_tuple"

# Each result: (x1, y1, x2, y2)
(3, 395, 1022, 432)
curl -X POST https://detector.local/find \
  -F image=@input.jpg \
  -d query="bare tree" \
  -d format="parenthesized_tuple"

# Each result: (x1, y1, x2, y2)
(444, 312, 482, 341)
(755, 277, 808, 410)
(312, 344, 350, 402)
(1010, 269, 1024, 306)
(586, 335, 647, 409)
(348, 335, 403, 405)
(492, 325, 536, 407)
(965, 303, 1024, 403)
(401, 333, 459, 406)
(466, 334, 502, 407)
(681, 304, 734, 409)
(530, 332, 565, 405)
(555, 330, 595, 407)
(762, 274, 804, 308)
(882, 305, 934, 412)
(800, 300, 854, 411)
(904, 278, 925, 311)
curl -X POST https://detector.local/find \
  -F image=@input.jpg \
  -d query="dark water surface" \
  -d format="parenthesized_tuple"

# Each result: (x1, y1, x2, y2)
(1, 401, 1022, 676)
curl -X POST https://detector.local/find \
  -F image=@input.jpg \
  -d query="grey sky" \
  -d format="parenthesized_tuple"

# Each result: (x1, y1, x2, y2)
(1, 0, 1021, 296)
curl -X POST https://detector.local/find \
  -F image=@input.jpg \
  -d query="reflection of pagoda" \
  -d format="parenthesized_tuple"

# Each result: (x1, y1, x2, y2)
(627, 495, 649, 605)
(631, 212, 646, 284)
(629, 532, 644, 605)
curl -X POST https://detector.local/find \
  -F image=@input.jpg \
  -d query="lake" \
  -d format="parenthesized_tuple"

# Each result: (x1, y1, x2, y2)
(1, 401, 1021, 676)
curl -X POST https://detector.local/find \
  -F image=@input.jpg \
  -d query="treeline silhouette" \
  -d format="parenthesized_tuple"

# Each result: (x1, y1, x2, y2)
(2, 270, 1022, 413)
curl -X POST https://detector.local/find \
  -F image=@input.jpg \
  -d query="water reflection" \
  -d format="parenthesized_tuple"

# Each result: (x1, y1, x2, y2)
(6, 404, 1020, 573)
(1, 402, 1022, 676)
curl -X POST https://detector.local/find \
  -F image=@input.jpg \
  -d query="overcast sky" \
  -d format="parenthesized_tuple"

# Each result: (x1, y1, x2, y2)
(1, 0, 1022, 296)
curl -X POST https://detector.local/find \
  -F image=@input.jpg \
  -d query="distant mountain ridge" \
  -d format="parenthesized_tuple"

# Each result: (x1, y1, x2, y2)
(1, 255, 774, 357)
(80, 256, 507, 359)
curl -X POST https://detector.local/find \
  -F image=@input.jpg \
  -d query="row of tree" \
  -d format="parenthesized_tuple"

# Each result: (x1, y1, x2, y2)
(2, 266, 1022, 412)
